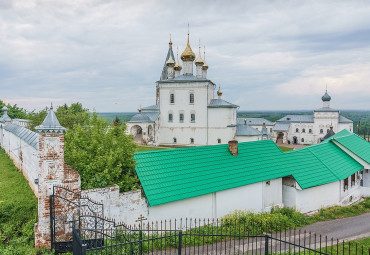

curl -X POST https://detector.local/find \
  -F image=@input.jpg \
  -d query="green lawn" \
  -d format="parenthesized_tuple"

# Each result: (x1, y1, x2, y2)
(135, 145, 167, 152)
(279, 146, 294, 152)
(0, 149, 52, 255)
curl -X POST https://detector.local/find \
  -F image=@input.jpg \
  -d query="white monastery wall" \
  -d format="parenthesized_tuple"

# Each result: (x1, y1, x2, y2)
(0, 127, 39, 195)
(236, 135, 261, 143)
(295, 181, 340, 213)
(263, 178, 283, 210)
(282, 185, 296, 208)
(363, 170, 370, 187)
(82, 185, 149, 226)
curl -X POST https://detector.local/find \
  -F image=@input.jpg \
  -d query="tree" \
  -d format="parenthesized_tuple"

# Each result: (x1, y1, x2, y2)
(112, 116, 121, 127)
(64, 113, 138, 191)
(0, 100, 27, 119)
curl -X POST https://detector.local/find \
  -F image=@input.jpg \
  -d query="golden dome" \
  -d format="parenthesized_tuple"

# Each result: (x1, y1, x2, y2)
(217, 87, 222, 97)
(195, 48, 204, 66)
(166, 54, 175, 67)
(181, 33, 195, 62)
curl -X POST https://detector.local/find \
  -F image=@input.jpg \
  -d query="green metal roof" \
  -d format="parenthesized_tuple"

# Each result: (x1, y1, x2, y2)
(135, 136, 367, 207)
(321, 129, 351, 143)
(333, 133, 370, 164)
(286, 141, 363, 189)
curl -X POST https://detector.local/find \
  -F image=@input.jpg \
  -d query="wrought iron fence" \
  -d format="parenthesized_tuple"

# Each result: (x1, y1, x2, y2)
(71, 216, 370, 255)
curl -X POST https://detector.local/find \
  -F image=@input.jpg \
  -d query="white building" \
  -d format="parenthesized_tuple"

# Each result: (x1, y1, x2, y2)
(271, 91, 353, 145)
(126, 36, 268, 146)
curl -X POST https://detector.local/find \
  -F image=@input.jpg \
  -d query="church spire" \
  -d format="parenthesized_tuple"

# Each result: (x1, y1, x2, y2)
(160, 34, 176, 80)
(174, 47, 182, 77)
(181, 25, 196, 75)
(195, 40, 204, 78)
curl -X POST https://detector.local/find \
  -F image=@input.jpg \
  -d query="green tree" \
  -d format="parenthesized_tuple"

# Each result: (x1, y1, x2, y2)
(112, 116, 122, 127)
(0, 100, 27, 119)
(64, 113, 138, 191)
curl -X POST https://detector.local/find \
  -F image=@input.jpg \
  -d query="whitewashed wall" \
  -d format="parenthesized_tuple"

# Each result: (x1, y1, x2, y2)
(82, 185, 149, 226)
(236, 135, 261, 143)
(0, 127, 39, 195)
(363, 170, 370, 187)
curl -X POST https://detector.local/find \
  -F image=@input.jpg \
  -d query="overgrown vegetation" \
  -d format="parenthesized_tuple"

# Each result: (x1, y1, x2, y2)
(0, 149, 53, 255)
(27, 103, 139, 192)
(278, 146, 294, 152)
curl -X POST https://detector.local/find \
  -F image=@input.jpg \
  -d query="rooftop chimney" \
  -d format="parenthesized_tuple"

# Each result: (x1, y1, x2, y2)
(228, 140, 238, 156)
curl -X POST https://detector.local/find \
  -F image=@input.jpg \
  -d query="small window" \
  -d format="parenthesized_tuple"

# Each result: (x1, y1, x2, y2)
(189, 93, 194, 104)
(296, 128, 299, 133)
(351, 174, 355, 187)
(302, 128, 305, 133)
(301, 138, 304, 143)
(309, 129, 312, 133)
(217, 139, 221, 144)
(170, 93, 175, 104)
(179, 113, 184, 122)
(173, 137, 177, 144)
(266, 181, 270, 185)
(168, 113, 173, 122)
(320, 129, 323, 134)
(191, 113, 195, 122)
(190, 138, 194, 144)
(344, 178, 348, 191)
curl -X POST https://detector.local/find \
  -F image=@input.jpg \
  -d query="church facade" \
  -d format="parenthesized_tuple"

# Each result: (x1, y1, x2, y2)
(126, 35, 268, 146)
(271, 91, 353, 145)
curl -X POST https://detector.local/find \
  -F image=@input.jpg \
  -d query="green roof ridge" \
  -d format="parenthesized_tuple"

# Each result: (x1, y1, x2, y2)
(307, 145, 340, 180)
(332, 133, 370, 164)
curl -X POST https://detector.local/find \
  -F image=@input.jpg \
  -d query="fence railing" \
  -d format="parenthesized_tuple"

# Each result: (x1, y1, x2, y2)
(71, 216, 370, 255)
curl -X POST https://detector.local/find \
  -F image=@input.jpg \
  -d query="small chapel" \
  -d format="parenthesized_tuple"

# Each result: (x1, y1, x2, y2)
(126, 33, 269, 146)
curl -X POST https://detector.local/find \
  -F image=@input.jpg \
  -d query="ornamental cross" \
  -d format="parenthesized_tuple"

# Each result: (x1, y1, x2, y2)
(135, 214, 147, 229)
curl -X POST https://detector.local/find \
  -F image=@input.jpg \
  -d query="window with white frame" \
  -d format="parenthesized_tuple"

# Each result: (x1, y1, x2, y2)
(179, 113, 184, 122)
(168, 113, 173, 122)
(191, 113, 195, 122)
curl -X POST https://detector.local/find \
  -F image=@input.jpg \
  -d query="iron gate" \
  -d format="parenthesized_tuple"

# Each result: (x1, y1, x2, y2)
(50, 186, 104, 253)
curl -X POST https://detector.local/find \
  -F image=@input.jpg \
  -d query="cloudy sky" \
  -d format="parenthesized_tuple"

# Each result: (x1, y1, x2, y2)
(1, 0, 370, 112)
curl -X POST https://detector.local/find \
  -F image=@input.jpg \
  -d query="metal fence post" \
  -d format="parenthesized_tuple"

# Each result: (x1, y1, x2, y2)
(265, 235, 269, 255)
(139, 229, 143, 255)
(178, 230, 183, 255)
(82, 243, 87, 255)
(49, 195, 53, 250)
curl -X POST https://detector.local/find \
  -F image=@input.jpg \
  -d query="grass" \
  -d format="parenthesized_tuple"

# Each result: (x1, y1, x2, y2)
(279, 146, 294, 152)
(0, 149, 53, 255)
(135, 145, 166, 152)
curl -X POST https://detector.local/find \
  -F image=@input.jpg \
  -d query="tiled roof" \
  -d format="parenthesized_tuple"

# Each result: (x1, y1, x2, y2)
(333, 133, 370, 164)
(236, 118, 274, 126)
(128, 112, 159, 123)
(236, 124, 261, 136)
(142, 105, 160, 111)
(273, 123, 290, 132)
(4, 124, 39, 150)
(339, 115, 353, 123)
(208, 99, 238, 108)
(277, 115, 314, 123)
(135, 136, 368, 206)
(157, 74, 214, 84)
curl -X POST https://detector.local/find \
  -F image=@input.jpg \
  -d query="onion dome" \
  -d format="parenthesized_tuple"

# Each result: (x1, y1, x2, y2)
(166, 54, 175, 67)
(181, 33, 195, 62)
(217, 86, 223, 97)
(195, 46, 204, 66)
(322, 90, 331, 102)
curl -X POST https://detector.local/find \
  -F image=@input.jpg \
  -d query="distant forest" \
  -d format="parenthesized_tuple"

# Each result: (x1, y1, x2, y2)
(98, 110, 370, 135)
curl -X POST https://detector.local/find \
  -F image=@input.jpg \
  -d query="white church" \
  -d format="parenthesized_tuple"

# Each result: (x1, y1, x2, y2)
(126, 34, 352, 146)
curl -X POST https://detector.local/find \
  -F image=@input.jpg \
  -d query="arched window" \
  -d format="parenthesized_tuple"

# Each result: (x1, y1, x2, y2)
(301, 138, 304, 143)
(302, 128, 306, 133)
(190, 138, 194, 144)
(173, 137, 177, 143)
(309, 129, 312, 133)
(168, 113, 173, 122)
(296, 128, 299, 133)
(191, 113, 195, 122)
(179, 113, 184, 123)
(320, 129, 323, 134)
(217, 139, 221, 144)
